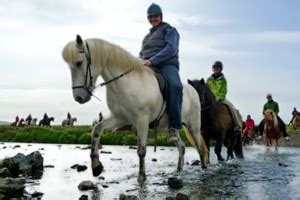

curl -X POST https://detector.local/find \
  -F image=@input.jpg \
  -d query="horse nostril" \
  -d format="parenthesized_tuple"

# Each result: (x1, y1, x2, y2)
(75, 96, 83, 102)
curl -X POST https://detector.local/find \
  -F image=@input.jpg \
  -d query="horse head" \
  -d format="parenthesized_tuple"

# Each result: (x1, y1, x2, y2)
(50, 117, 54, 121)
(62, 35, 96, 104)
(188, 78, 215, 108)
(263, 110, 276, 133)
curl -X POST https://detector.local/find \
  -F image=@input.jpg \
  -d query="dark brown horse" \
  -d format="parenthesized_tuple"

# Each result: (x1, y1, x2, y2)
(263, 109, 281, 150)
(39, 117, 54, 127)
(188, 79, 244, 162)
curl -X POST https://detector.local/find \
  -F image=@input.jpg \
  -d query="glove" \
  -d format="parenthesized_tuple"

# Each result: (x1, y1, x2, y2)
(284, 136, 290, 141)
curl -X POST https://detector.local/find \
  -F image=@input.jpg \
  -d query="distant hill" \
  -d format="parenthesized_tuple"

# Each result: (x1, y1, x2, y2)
(0, 120, 10, 125)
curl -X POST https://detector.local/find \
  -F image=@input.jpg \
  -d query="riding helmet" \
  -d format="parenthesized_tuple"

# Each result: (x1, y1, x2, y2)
(212, 61, 223, 70)
(147, 3, 162, 16)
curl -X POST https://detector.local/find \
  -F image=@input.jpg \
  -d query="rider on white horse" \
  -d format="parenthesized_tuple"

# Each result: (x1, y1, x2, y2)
(140, 3, 182, 142)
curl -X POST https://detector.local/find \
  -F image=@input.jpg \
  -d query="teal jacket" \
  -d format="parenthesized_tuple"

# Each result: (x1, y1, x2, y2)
(263, 100, 279, 115)
(206, 73, 227, 101)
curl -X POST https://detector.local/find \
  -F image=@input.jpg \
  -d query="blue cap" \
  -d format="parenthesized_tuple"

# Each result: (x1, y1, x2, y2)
(147, 3, 162, 16)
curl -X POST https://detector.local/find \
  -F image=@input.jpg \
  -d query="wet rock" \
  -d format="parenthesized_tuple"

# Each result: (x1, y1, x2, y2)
(0, 177, 26, 198)
(1, 151, 43, 179)
(38, 148, 44, 151)
(111, 158, 122, 161)
(160, 148, 165, 151)
(44, 165, 55, 168)
(106, 181, 119, 184)
(0, 168, 10, 177)
(176, 193, 189, 199)
(31, 191, 44, 198)
(2, 147, 6, 149)
(71, 164, 87, 172)
(166, 197, 176, 200)
(278, 162, 288, 167)
(129, 146, 137, 150)
(119, 194, 138, 200)
(191, 160, 200, 166)
(98, 176, 105, 180)
(81, 145, 90, 150)
(79, 194, 88, 200)
(168, 177, 183, 189)
(102, 184, 109, 188)
(78, 181, 95, 191)
(152, 158, 157, 162)
(100, 151, 112, 154)
(77, 165, 87, 172)
(13, 145, 21, 149)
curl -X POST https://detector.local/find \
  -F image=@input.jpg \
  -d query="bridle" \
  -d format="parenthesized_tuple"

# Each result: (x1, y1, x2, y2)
(72, 41, 93, 93)
(71, 40, 133, 101)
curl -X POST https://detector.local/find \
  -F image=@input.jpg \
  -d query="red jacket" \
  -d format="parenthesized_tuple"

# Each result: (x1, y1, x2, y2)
(245, 119, 255, 129)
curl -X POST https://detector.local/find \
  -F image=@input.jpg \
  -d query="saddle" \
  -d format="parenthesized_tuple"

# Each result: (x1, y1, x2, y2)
(148, 70, 168, 129)
(153, 71, 168, 101)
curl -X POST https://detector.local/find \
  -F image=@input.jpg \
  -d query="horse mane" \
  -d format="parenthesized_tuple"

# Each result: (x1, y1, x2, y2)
(264, 109, 279, 127)
(62, 38, 151, 74)
(187, 78, 216, 107)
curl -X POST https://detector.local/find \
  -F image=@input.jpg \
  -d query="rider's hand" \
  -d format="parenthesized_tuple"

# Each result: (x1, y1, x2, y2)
(143, 60, 152, 67)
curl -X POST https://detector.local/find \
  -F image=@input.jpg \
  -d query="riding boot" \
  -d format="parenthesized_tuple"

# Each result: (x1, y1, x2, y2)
(168, 128, 179, 143)
(277, 116, 288, 137)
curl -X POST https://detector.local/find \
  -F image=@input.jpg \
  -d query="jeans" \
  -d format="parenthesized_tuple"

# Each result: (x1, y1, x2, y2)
(155, 64, 183, 129)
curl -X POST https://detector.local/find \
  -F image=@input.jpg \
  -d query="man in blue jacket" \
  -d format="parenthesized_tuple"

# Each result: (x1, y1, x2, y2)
(140, 3, 182, 142)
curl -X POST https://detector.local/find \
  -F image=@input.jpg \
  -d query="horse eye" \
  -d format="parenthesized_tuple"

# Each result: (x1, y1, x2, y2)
(76, 61, 83, 67)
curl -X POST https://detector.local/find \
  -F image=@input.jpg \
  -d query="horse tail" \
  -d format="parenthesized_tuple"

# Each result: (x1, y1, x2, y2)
(182, 125, 197, 149)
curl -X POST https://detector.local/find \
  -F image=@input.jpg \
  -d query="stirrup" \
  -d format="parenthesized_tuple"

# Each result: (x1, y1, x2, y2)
(168, 128, 178, 143)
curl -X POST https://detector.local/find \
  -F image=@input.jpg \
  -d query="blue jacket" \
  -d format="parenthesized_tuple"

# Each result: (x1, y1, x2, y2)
(140, 22, 180, 68)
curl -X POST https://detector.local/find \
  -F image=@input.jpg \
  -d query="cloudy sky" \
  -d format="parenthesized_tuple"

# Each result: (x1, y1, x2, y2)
(0, 0, 299, 125)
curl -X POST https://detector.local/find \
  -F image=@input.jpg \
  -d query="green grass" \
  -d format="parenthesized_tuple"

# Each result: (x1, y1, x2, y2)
(0, 125, 193, 146)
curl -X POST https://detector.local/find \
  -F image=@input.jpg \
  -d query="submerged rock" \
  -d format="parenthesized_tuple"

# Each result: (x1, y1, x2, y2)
(0, 168, 10, 177)
(119, 194, 138, 200)
(168, 177, 183, 189)
(0, 151, 43, 179)
(79, 194, 88, 200)
(78, 180, 95, 191)
(0, 177, 26, 198)
(71, 164, 87, 172)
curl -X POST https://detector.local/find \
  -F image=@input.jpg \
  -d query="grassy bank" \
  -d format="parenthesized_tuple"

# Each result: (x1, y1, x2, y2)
(0, 125, 191, 146)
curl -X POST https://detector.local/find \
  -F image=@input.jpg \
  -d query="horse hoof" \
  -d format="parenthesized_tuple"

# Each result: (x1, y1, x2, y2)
(138, 175, 146, 185)
(201, 165, 207, 169)
(92, 163, 103, 176)
(218, 157, 225, 162)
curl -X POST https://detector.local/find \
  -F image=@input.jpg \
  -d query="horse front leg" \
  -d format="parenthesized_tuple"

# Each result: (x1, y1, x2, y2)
(90, 116, 124, 177)
(215, 137, 225, 162)
(136, 119, 149, 185)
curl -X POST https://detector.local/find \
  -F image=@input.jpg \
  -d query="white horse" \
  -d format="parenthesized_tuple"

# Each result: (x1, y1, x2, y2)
(62, 117, 77, 127)
(62, 35, 208, 184)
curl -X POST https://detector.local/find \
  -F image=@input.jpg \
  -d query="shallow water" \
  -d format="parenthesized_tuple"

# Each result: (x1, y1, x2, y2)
(1, 143, 300, 200)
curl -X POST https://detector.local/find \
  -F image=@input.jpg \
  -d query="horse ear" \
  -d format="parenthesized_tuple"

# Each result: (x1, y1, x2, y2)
(187, 79, 194, 86)
(200, 78, 205, 84)
(76, 35, 83, 46)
